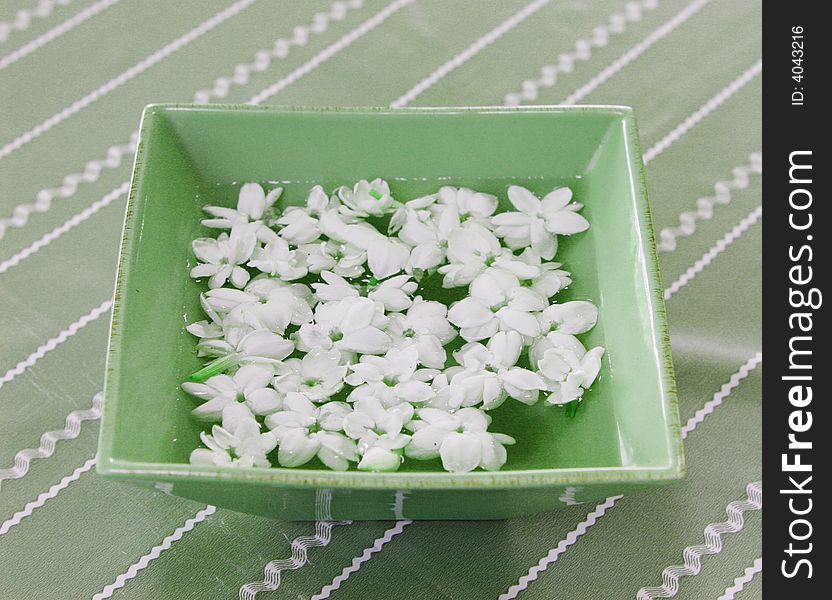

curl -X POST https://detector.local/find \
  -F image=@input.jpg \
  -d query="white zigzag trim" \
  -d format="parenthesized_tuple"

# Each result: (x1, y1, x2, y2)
(644, 59, 762, 164)
(0, 456, 95, 536)
(0, 299, 112, 390)
(0, 131, 137, 241)
(193, 0, 365, 103)
(0, 0, 73, 43)
(664, 205, 762, 300)
(391, 0, 554, 109)
(0, 392, 103, 487)
(249, 0, 414, 105)
(717, 557, 762, 600)
(504, 0, 659, 106)
(91, 504, 217, 599)
(498, 495, 623, 600)
(682, 353, 762, 438)
(311, 519, 413, 600)
(636, 481, 763, 600)
(562, 0, 712, 104)
(239, 490, 351, 599)
(0, 181, 129, 274)
(0, 0, 258, 162)
(0, 0, 120, 71)
(499, 357, 759, 599)
(658, 152, 762, 252)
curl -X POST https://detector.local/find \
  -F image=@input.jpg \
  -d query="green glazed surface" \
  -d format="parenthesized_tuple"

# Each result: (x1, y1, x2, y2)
(97, 104, 683, 519)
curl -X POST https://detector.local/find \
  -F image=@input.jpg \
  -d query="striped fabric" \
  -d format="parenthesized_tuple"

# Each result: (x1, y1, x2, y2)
(0, 1, 761, 598)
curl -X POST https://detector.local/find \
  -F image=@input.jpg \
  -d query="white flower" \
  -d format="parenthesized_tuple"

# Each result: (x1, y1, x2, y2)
(447, 331, 545, 408)
(201, 183, 283, 228)
(365, 274, 418, 312)
(343, 397, 413, 471)
(437, 186, 498, 221)
(272, 349, 347, 402)
(438, 224, 502, 287)
(248, 237, 308, 280)
(492, 185, 589, 259)
(447, 275, 545, 341)
(297, 296, 391, 355)
(190, 404, 277, 468)
(386, 297, 456, 368)
(397, 205, 459, 270)
(301, 239, 366, 277)
(266, 393, 358, 470)
(275, 185, 339, 244)
(531, 332, 605, 405)
(338, 178, 397, 217)
(405, 407, 515, 472)
(538, 301, 598, 335)
(182, 364, 281, 420)
(512, 249, 572, 297)
(345, 346, 434, 407)
(195, 328, 294, 370)
(190, 222, 258, 288)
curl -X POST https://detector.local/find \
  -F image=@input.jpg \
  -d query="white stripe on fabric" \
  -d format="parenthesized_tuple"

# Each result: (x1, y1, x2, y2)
(664, 205, 762, 300)
(0, 0, 121, 71)
(310, 520, 413, 600)
(0, 0, 73, 43)
(0, 456, 95, 536)
(498, 355, 762, 599)
(194, 0, 366, 103)
(248, 0, 415, 105)
(239, 490, 351, 600)
(0, 181, 129, 274)
(0, 0, 391, 243)
(562, 0, 713, 105)
(91, 504, 217, 600)
(643, 59, 762, 164)
(0, 392, 102, 487)
(636, 482, 763, 600)
(506, 0, 662, 106)
(681, 353, 762, 438)
(658, 152, 762, 252)
(0, 299, 112, 391)
(0, 132, 137, 241)
(391, 0, 554, 108)
(0, 0, 259, 162)
(717, 558, 762, 600)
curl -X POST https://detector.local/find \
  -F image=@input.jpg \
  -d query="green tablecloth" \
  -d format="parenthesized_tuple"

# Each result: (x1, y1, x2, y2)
(0, 0, 762, 598)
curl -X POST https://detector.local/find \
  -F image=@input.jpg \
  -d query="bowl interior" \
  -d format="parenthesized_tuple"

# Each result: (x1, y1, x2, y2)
(102, 105, 679, 482)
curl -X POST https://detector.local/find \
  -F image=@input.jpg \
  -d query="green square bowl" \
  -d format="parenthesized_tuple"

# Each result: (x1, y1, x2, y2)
(97, 104, 684, 520)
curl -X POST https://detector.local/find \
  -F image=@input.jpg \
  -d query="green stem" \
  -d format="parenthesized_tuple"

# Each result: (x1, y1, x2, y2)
(190, 353, 239, 383)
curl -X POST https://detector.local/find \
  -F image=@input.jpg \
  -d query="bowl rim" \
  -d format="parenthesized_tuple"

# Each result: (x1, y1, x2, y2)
(97, 103, 684, 491)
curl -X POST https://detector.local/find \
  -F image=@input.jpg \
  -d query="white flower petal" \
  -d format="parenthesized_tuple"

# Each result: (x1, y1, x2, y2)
(507, 185, 542, 214)
(439, 432, 481, 473)
(238, 183, 267, 219)
(277, 429, 320, 467)
(358, 446, 403, 471)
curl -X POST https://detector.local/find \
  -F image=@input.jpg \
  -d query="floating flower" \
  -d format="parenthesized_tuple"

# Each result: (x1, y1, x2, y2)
(345, 346, 434, 407)
(301, 239, 366, 277)
(338, 178, 397, 217)
(266, 393, 358, 470)
(190, 404, 277, 468)
(492, 185, 589, 259)
(276, 185, 339, 245)
(386, 297, 456, 368)
(182, 364, 281, 420)
(343, 397, 413, 471)
(405, 407, 515, 472)
(531, 332, 605, 405)
(297, 296, 391, 355)
(201, 183, 283, 228)
(190, 222, 259, 289)
(248, 237, 308, 280)
(272, 349, 347, 402)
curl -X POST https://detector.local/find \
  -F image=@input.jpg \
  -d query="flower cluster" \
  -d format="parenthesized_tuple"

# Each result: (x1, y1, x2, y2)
(184, 180, 604, 473)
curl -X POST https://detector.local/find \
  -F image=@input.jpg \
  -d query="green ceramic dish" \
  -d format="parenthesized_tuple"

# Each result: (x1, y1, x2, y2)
(97, 104, 683, 520)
